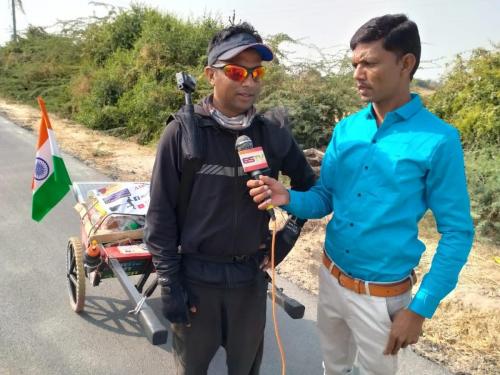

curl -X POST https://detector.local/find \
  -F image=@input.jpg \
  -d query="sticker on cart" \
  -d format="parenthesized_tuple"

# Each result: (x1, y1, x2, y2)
(117, 244, 150, 254)
(87, 183, 150, 216)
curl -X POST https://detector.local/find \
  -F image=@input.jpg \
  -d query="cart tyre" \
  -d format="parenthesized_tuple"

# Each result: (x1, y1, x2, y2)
(67, 237, 86, 312)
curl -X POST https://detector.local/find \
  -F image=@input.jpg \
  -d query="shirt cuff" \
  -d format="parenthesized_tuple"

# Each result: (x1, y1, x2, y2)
(281, 189, 298, 215)
(408, 290, 441, 318)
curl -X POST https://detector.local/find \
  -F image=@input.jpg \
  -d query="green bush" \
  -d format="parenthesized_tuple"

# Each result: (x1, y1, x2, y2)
(427, 47, 499, 243)
(0, 26, 81, 114)
(0, 6, 361, 148)
(428, 47, 500, 148)
(73, 66, 127, 129)
(117, 75, 180, 143)
(80, 6, 149, 66)
(258, 36, 361, 148)
(465, 147, 500, 243)
(69, 9, 221, 143)
(88, 105, 126, 131)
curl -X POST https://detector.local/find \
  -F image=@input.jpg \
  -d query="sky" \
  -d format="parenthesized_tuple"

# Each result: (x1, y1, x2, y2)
(1, 0, 498, 80)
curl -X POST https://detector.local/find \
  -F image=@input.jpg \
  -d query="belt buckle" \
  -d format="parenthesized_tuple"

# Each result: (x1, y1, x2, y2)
(338, 273, 364, 295)
(330, 260, 365, 295)
(232, 255, 248, 263)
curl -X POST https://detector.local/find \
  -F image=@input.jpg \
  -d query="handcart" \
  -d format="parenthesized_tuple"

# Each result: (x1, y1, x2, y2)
(66, 181, 167, 345)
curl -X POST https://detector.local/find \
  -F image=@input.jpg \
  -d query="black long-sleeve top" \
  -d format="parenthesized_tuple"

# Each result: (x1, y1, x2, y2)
(145, 104, 316, 287)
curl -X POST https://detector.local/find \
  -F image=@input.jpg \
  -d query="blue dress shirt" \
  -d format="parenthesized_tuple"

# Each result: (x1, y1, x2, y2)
(284, 94, 474, 318)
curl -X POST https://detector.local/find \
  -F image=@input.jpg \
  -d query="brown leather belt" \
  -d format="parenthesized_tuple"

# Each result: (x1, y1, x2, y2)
(322, 252, 416, 297)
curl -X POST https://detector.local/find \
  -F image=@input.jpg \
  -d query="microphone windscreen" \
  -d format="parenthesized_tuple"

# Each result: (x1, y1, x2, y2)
(235, 135, 253, 152)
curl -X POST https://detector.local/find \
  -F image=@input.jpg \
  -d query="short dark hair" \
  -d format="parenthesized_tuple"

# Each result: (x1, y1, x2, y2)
(350, 14, 421, 79)
(207, 22, 263, 55)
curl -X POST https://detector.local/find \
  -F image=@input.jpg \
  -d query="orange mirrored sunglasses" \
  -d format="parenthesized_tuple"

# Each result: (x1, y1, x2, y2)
(214, 64, 266, 82)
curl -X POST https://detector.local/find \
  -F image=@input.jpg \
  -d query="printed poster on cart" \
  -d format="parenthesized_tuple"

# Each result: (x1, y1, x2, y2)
(88, 183, 150, 216)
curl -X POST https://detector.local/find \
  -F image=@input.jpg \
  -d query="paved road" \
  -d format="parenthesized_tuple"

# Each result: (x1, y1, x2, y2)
(0, 115, 451, 375)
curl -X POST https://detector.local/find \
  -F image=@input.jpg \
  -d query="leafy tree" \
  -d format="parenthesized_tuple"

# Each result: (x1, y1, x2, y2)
(258, 35, 361, 148)
(71, 8, 221, 143)
(465, 147, 499, 243)
(0, 5, 361, 147)
(80, 6, 150, 66)
(428, 46, 500, 242)
(428, 47, 500, 148)
(0, 26, 81, 114)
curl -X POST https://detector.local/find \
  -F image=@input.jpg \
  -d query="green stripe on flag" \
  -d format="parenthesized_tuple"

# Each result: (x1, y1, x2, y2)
(53, 155, 72, 187)
(32, 156, 72, 222)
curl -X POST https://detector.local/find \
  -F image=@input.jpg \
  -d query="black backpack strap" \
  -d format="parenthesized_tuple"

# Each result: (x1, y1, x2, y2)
(177, 157, 203, 232)
(173, 109, 205, 233)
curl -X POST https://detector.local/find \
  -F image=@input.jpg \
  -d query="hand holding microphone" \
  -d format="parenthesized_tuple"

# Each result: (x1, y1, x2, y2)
(246, 175, 290, 210)
(234, 135, 290, 210)
(235, 135, 282, 219)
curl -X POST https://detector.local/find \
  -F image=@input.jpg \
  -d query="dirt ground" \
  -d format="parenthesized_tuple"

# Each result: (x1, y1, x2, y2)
(1, 98, 498, 374)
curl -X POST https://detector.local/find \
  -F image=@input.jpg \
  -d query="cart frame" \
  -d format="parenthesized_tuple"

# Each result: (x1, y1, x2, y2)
(66, 181, 167, 345)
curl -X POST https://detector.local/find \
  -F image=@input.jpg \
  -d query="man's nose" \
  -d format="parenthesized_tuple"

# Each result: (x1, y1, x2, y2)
(353, 65, 364, 80)
(241, 74, 259, 87)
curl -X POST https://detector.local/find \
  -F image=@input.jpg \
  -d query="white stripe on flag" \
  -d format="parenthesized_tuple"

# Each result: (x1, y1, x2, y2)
(48, 128, 62, 157)
(33, 139, 53, 192)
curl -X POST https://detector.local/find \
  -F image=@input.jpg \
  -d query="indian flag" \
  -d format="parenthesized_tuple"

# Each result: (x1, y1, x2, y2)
(32, 97, 72, 222)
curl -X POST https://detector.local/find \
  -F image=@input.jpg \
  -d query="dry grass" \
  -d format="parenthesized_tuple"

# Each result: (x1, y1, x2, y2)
(414, 216, 500, 374)
(416, 300, 499, 374)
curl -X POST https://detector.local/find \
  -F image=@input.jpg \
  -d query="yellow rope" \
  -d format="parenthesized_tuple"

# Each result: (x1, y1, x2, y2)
(270, 218, 286, 375)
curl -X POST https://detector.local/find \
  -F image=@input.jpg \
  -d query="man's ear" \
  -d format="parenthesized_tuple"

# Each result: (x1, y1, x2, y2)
(204, 66, 216, 86)
(401, 53, 416, 78)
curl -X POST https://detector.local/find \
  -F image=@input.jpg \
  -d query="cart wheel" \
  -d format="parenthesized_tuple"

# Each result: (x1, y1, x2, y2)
(67, 237, 86, 313)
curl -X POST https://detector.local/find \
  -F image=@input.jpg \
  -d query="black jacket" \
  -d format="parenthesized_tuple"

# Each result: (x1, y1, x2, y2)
(145, 104, 316, 287)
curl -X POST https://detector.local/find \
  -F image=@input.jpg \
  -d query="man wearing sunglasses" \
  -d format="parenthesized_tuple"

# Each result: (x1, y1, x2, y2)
(145, 22, 315, 375)
(246, 14, 474, 375)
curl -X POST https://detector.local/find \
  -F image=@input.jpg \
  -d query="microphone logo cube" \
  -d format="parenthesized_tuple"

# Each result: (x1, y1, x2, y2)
(237, 147, 269, 173)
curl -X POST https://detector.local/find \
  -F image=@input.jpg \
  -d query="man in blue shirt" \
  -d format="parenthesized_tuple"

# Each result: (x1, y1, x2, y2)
(247, 14, 474, 375)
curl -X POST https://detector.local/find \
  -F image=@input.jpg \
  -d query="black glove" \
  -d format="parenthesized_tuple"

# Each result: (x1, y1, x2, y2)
(267, 216, 306, 266)
(159, 279, 191, 324)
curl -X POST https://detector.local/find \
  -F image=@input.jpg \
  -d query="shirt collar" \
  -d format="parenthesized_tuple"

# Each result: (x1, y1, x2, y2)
(394, 93, 423, 120)
(364, 93, 423, 121)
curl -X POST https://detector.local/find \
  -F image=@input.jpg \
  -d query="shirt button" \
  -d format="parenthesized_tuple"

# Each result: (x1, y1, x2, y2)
(357, 193, 361, 197)
(349, 223, 354, 227)
(364, 166, 368, 170)
(345, 249, 350, 254)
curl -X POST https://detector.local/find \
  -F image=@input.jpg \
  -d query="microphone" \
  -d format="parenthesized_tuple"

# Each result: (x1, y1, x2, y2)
(235, 135, 275, 220)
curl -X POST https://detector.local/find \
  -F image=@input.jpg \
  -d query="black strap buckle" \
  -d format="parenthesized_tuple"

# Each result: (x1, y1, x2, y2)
(232, 255, 251, 263)
(183, 253, 258, 264)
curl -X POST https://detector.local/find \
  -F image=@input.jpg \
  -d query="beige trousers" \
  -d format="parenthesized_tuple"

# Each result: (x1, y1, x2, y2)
(317, 264, 412, 375)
